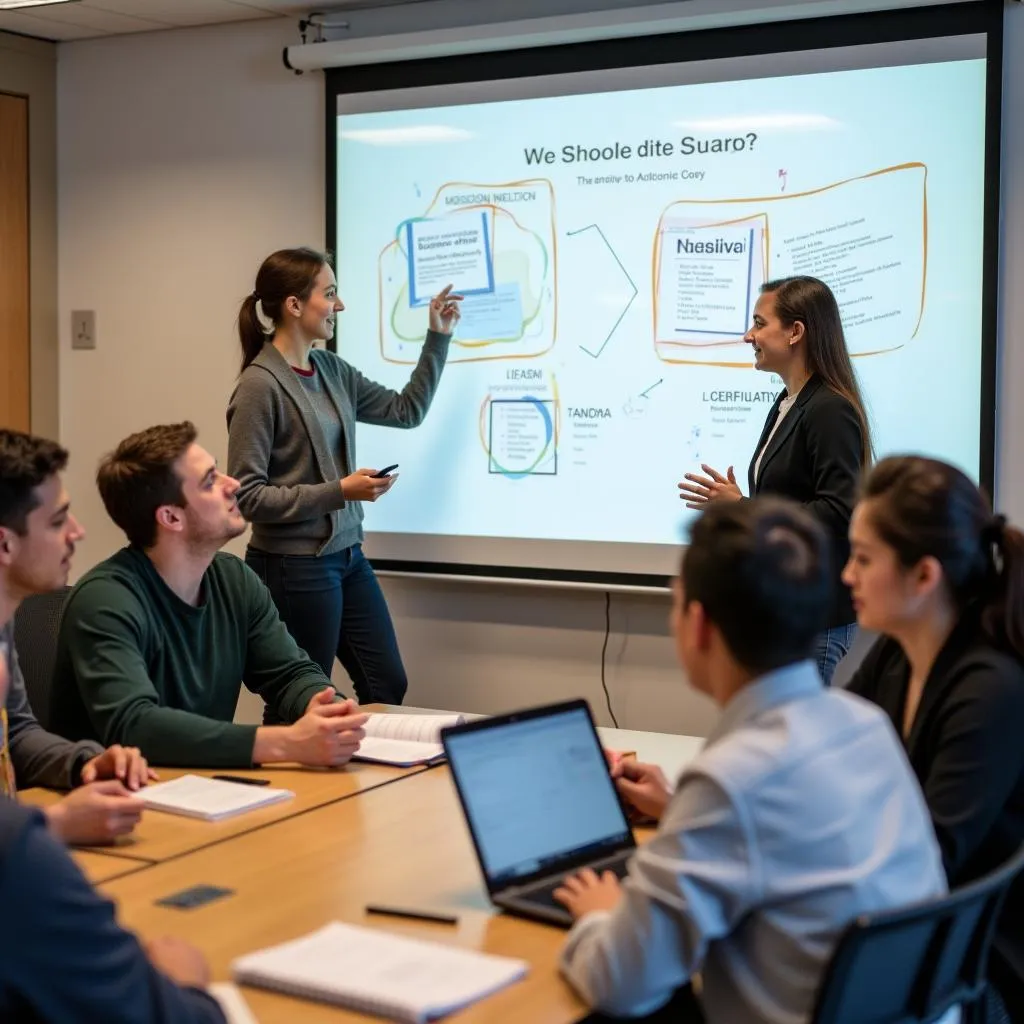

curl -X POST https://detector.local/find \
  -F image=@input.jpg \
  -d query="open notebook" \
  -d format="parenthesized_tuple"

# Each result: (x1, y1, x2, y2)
(139, 775, 294, 821)
(353, 713, 466, 767)
(232, 920, 527, 1023)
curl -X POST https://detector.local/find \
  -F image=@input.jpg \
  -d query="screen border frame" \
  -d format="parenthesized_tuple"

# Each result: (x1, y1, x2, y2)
(325, 0, 1003, 589)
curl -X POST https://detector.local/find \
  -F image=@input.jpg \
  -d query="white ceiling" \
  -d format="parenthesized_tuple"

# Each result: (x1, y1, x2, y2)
(0, 0, 402, 41)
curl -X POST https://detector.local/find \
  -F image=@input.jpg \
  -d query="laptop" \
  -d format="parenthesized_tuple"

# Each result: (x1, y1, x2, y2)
(441, 699, 637, 927)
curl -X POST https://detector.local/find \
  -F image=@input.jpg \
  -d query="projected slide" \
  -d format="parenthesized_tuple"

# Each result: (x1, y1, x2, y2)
(335, 53, 986, 558)
(379, 180, 556, 363)
(653, 164, 927, 364)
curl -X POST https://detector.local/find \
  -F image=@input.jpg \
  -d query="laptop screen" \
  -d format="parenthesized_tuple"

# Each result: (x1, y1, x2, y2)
(444, 705, 632, 887)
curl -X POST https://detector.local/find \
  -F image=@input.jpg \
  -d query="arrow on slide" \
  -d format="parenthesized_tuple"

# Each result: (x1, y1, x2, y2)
(566, 224, 638, 358)
(640, 378, 663, 398)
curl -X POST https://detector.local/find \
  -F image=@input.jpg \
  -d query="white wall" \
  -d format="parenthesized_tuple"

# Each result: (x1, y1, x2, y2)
(56, 17, 714, 734)
(56, 7, 1023, 734)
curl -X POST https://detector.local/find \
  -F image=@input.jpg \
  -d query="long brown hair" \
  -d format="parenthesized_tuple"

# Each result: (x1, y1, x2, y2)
(862, 456, 1024, 661)
(762, 276, 874, 468)
(237, 247, 328, 372)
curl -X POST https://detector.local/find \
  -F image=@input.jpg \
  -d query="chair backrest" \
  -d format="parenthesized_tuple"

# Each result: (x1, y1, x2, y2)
(812, 842, 1024, 1024)
(11, 587, 70, 731)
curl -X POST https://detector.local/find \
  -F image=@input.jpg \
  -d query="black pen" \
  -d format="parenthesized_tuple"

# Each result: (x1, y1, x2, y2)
(365, 904, 458, 925)
(211, 774, 271, 787)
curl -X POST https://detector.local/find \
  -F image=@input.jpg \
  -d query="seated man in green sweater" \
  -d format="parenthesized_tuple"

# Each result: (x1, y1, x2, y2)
(50, 422, 368, 768)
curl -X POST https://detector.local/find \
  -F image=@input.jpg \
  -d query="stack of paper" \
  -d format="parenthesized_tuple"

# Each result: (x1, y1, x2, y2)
(139, 775, 294, 821)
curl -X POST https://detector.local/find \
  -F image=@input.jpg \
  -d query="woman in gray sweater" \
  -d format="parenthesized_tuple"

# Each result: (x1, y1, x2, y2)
(227, 248, 461, 706)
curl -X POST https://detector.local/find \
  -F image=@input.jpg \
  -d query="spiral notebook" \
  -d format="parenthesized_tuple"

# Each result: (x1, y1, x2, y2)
(352, 713, 466, 767)
(231, 920, 527, 1023)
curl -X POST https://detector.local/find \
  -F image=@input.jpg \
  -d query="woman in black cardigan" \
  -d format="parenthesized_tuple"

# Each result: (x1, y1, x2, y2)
(678, 276, 872, 684)
(843, 455, 1024, 1022)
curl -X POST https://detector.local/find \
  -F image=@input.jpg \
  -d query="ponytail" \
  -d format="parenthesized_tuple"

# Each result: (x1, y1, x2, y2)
(236, 247, 328, 374)
(982, 517, 1024, 661)
(238, 293, 266, 372)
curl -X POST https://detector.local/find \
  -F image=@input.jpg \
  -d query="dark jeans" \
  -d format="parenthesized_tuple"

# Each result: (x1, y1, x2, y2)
(814, 622, 857, 687)
(245, 545, 408, 709)
(578, 985, 705, 1023)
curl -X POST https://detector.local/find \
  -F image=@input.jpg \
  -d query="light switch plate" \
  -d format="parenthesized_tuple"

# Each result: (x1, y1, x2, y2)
(71, 310, 96, 350)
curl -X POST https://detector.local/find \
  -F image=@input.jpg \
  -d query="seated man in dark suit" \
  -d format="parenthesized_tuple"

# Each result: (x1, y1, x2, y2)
(0, 644, 227, 1021)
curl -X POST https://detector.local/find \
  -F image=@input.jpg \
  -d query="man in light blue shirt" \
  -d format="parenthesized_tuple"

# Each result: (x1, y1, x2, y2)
(556, 497, 947, 1023)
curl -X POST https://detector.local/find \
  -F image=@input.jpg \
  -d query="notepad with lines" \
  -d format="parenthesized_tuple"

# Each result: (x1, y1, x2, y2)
(352, 713, 466, 767)
(232, 920, 527, 1022)
(139, 775, 294, 821)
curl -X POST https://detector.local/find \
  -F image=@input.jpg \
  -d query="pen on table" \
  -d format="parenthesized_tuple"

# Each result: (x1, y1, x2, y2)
(365, 904, 459, 925)
(211, 774, 271, 786)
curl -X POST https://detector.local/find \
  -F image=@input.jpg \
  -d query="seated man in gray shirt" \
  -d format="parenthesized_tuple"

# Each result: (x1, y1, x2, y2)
(0, 428, 151, 845)
(556, 497, 948, 1024)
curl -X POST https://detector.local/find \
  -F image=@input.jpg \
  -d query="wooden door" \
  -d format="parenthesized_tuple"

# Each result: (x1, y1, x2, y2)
(0, 92, 30, 431)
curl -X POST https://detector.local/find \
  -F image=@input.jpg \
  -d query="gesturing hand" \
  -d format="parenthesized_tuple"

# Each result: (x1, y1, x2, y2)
(304, 687, 343, 715)
(341, 469, 399, 503)
(678, 464, 743, 509)
(80, 744, 158, 791)
(147, 936, 211, 989)
(613, 759, 671, 823)
(428, 284, 464, 334)
(287, 692, 368, 768)
(45, 779, 145, 846)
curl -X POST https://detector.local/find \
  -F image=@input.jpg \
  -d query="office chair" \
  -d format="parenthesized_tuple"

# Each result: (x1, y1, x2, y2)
(11, 587, 71, 730)
(812, 842, 1024, 1024)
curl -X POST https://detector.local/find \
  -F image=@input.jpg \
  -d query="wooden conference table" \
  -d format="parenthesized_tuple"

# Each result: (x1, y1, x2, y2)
(22, 760, 426, 865)
(20, 708, 705, 1023)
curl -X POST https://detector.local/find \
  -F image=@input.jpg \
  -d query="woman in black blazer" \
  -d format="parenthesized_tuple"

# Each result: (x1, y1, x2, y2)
(842, 456, 1024, 1022)
(678, 276, 871, 684)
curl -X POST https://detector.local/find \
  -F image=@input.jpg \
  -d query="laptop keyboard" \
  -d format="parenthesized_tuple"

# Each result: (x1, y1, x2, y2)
(519, 855, 631, 909)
